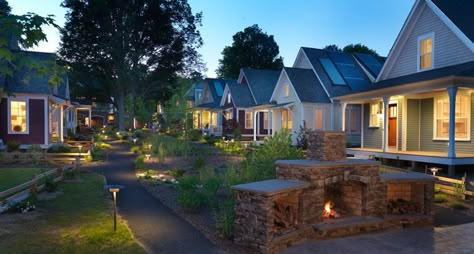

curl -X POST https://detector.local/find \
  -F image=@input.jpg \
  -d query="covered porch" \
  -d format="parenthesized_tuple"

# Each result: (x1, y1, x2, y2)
(192, 106, 222, 136)
(336, 72, 474, 176)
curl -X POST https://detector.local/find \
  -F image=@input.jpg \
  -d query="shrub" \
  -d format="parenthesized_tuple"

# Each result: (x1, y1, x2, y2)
(295, 122, 309, 150)
(434, 184, 441, 194)
(6, 140, 21, 152)
(453, 183, 465, 201)
(165, 168, 185, 178)
(434, 193, 447, 203)
(450, 201, 467, 210)
(135, 154, 146, 169)
(45, 177, 58, 192)
(188, 129, 202, 141)
(213, 198, 235, 239)
(240, 130, 303, 181)
(192, 155, 206, 170)
(28, 144, 42, 152)
(130, 146, 140, 153)
(48, 145, 73, 153)
(177, 175, 206, 211)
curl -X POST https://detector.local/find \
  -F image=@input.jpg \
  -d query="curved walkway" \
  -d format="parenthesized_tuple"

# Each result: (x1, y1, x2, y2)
(84, 143, 222, 254)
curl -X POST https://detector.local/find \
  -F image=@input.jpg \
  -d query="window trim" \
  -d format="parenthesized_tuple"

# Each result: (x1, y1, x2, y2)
(245, 111, 253, 129)
(369, 102, 381, 128)
(433, 93, 471, 141)
(8, 97, 29, 135)
(417, 32, 434, 72)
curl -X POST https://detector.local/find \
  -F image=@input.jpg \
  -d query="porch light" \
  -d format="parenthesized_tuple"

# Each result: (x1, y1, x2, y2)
(105, 184, 125, 232)
(430, 167, 440, 176)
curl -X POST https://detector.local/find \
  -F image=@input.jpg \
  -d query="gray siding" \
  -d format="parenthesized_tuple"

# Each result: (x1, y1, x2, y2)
(363, 103, 382, 149)
(397, 100, 402, 151)
(419, 95, 474, 152)
(406, 99, 421, 150)
(386, 3, 474, 80)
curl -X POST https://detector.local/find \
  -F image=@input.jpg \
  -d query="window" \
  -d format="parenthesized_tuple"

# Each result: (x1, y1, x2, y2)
(281, 108, 292, 130)
(284, 84, 289, 97)
(434, 94, 470, 140)
(9, 99, 28, 134)
(227, 93, 231, 104)
(369, 102, 381, 127)
(224, 110, 233, 120)
(418, 34, 433, 71)
(211, 112, 217, 127)
(315, 108, 324, 130)
(263, 112, 269, 129)
(245, 112, 253, 129)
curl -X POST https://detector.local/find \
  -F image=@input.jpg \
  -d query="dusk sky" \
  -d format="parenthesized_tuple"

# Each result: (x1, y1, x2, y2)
(10, 0, 414, 78)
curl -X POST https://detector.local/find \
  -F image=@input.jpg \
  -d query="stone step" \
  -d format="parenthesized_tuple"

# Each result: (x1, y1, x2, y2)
(313, 216, 384, 238)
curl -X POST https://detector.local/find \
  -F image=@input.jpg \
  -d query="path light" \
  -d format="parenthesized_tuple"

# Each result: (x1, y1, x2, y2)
(105, 184, 124, 232)
(133, 138, 138, 144)
(148, 144, 152, 150)
(145, 154, 151, 160)
(77, 144, 83, 158)
(430, 167, 440, 176)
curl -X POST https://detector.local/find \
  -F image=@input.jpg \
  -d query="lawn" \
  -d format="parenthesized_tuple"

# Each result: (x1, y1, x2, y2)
(0, 168, 47, 191)
(0, 173, 146, 254)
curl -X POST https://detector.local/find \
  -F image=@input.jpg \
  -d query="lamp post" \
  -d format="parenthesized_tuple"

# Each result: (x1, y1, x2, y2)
(105, 184, 124, 232)
(133, 138, 138, 145)
(430, 167, 440, 176)
(148, 144, 152, 151)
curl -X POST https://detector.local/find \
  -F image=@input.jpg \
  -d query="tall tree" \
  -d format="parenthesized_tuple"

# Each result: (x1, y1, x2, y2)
(60, 0, 203, 130)
(216, 24, 283, 79)
(323, 44, 341, 51)
(343, 43, 379, 57)
(0, 0, 64, 94)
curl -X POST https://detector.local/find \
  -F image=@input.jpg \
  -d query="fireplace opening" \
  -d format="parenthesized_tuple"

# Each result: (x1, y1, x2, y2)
(323, 180, 366, 219)
(386, 183, 424, 215)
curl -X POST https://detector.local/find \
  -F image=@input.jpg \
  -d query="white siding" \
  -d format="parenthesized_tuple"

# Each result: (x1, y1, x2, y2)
(293, 51, 313, 69)
(386, 4, 474, 80)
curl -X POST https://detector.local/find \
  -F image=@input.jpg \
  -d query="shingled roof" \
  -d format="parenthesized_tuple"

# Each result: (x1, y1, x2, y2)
(241, 68, 281, 105)
(284, 67, 331, 103)
(226, 80, 255, 108)
(3, 51, 69, 99)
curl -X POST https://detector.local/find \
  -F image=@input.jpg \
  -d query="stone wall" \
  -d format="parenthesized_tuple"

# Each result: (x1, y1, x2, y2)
(306, 131, 346, 161)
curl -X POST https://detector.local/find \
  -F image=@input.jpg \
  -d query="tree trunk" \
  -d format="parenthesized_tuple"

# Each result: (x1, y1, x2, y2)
(117, 87, 125, 131)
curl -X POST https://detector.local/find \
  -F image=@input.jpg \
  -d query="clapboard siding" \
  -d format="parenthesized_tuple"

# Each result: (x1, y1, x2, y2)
(406, 99, 420, 150)
(363, 103, 382, 149)
(419, 95, 474, 152)
(386, 3, 474, 79)
(397, 100, 402, 151)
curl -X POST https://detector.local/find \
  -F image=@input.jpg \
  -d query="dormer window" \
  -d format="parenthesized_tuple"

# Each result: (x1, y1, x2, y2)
(418, 33, 434, 71)
(284, 84, 289, 97)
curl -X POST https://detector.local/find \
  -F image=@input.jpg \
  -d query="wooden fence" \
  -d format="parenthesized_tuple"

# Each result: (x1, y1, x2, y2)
(0, 164, 76, 209)
(436, 175, 474, 199)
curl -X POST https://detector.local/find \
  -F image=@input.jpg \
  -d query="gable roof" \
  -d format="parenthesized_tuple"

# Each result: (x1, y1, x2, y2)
(240, 68, 281, 105)
(284, 67, 331, 104)
(431, 0, 474, 44)
(226, 80, 255, 108)
(3, 51, 69, 99)
(196, 78, 227, 108)
(185, 80, 204, 99)
(300, 47, 380, 97)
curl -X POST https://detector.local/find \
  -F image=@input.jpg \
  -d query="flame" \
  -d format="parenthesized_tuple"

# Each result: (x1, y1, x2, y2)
(324, 202, 331, 214)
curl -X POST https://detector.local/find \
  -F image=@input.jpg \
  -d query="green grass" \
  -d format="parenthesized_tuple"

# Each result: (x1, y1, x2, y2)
(434, 193, 448, 203)
(0, 173, 146, 254)
(0, 168, 47, 191)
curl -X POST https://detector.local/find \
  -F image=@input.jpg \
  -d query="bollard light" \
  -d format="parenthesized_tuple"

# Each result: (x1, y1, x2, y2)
(145, 154, 151, 160)
(148, 144, 152, 150)
(133, 138, 138, 144)
(430, 167, 440, 176)
(105, 184, 124, 232)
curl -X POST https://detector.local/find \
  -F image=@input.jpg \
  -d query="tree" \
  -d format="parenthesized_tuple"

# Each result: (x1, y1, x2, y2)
(343, 43, 379, 57)
(323, 44, 341, 51)
(216, 24, 283, 79)
(0, 0, 64, 94)
(60, 0, 203, 131)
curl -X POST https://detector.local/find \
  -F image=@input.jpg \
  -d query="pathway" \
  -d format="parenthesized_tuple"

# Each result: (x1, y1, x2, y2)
(84, 143, 222, 254)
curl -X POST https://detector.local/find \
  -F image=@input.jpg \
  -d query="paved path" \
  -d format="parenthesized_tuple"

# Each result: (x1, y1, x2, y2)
(282, 223, 474, 254)
(85, 143, 222, 254)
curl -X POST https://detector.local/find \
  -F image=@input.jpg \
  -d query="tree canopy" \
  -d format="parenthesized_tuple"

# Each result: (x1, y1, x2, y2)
(0, 0, 64, 92)
(216, 24, 283, 79)
(60, 0, 203, 130)
(322, 43, 379, 57)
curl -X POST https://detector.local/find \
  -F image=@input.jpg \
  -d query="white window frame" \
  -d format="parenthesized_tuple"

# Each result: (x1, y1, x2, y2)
(263, 112, 269, 129)
(245, 111, 253, 129)
(284, 84, 289, 97)
(433, 93, 471, 141)
(369, 102, 380, 127)
(314, 108, 325, 130)
(8, 97, 29, 134)
(281, 108, 292, 130)
(417, 32, 434, 72)
(227, 93, 231, 104)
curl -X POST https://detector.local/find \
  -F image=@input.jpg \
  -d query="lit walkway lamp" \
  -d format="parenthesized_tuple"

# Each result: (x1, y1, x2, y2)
(105, 184, 125, 232)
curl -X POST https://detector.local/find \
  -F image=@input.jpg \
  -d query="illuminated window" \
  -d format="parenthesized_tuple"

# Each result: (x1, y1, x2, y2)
(369, 102, 380, 127)
(315, 108, 324, 130)
(245, 112, 253, 129)
(434, 94, 470, 140)
(9, 99, 28, 134)
(263, 112, 269, 129)
(224, 110, 233, 120)
(284, 84, 289, 97)
(418, 34, 433, 71)
(227, 93, 231, 104)
(281, 108, 292, 130)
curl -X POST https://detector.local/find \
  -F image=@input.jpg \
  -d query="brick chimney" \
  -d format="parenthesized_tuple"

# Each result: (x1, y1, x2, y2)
(306, 130, 347, 161)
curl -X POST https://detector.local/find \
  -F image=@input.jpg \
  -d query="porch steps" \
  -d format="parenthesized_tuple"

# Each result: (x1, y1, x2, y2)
(313, 216, 384, 238)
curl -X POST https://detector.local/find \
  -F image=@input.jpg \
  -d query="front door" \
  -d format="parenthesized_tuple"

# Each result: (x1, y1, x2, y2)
(388, 104, 397, 147)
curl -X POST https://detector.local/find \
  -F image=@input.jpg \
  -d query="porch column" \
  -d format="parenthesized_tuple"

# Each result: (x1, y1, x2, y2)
(253, 110, 257, 141)
(341, 102, 347, 131)
(447, 87, 458, 158)
(60, 106, 64, 142)
(268, 110, 273, 137)
(330, 103, 335, 130)
(300, 105, 305, 129)
(382, 96, 389, 152)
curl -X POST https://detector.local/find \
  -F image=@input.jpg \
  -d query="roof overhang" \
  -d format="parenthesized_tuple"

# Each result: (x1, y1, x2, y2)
(334, 76, 474, 102)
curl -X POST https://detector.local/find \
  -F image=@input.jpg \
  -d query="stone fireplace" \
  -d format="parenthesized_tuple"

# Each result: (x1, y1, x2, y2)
(232, 131, 435, 254)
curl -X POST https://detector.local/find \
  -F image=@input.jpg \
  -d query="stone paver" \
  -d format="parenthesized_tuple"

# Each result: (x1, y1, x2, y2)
(281, 223, 474, 254)
(84, 143, 222, 254)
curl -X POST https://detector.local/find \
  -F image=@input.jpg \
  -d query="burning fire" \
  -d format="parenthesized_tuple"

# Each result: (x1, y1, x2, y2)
(323, 201, 340, 218)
